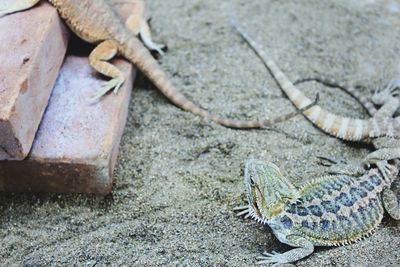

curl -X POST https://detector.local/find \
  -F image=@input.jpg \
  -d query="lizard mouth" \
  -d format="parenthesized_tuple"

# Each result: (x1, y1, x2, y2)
(251, 191, 262, 218)
(249, 184, 269, 224)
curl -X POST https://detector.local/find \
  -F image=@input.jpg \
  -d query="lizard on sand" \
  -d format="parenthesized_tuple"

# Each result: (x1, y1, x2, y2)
(235, 159, 399, 265)
(0, 0, 317, 129)
(231, 19, 400, 264)
(231, 18, 400, 166)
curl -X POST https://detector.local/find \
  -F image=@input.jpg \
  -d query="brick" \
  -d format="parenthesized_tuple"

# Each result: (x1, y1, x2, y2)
(0, 2, 69, 160)
(0, 56, 135, 195)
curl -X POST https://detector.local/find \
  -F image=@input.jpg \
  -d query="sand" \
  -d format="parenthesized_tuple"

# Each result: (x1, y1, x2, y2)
(0, 0, 399, 266)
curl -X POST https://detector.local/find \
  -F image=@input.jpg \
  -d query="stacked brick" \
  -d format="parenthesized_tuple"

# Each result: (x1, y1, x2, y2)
(0, 1, 138, 194)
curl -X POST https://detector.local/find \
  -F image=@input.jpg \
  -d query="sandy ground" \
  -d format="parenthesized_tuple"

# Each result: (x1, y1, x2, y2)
(1, 0, 400, 266)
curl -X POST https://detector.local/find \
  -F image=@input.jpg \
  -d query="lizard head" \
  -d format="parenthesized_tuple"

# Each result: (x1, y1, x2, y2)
(243, 159, 299, 223)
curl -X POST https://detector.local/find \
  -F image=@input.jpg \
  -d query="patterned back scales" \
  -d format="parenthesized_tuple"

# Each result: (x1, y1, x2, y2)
(284, 169, 387, 245)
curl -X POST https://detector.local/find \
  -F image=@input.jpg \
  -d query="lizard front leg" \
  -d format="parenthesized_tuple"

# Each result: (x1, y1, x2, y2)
(89, 40, 125, 99)
(372, 81, 400, 119)
(363, 148, 400, 182)
(0, 0, 40, 17)
(257, 235, 314, 266)
(364, 148, 400, 170)
(382, 188, 400, 220)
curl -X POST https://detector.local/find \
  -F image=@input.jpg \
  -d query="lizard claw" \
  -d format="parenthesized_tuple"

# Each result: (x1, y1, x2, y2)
(376, 161, 396, 182)
(90, 77, 125, 101)
(256, 251, 289, 266)
(372, 79, 400, 104)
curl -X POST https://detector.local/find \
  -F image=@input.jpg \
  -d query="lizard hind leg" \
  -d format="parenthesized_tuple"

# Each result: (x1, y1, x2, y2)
(0, 0, 40, 17)
(382, 188, 400, 220)
(89, 40, 125, 100)
(124, 0, 166, 55)
(139, 20, 166, 56)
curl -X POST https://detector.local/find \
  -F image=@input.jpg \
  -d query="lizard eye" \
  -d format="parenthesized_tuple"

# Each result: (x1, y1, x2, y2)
(249, 177, 256, 186)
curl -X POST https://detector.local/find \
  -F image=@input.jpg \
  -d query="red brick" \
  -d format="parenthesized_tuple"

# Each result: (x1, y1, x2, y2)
(0, 56, 135, 195)
(0, 2, 69, 160)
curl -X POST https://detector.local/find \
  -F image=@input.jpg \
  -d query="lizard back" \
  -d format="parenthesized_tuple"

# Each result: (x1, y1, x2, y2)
(48, 0, 126, 43)
(281, 169, 388, 246)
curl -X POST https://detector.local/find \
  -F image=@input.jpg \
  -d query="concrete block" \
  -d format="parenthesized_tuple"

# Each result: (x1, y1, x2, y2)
(0, 56, 135, 194)
(0, 2, 69, 160)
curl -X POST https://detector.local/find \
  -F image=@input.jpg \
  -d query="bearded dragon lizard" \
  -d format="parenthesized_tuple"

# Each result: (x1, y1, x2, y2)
(231, 19, 400, 265)
(0, 0, 317, 129)
(235, 159, 399, 265)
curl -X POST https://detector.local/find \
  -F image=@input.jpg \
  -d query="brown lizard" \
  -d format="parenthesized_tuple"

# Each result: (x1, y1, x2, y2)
(0, 0, 316, 129)
(231, 19, 400, 265)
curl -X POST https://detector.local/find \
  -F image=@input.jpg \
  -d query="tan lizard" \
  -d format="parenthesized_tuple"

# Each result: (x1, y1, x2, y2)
(0, 0, 316, 129)
(231, 18, 400, 140)
(231, 18, 400, 173)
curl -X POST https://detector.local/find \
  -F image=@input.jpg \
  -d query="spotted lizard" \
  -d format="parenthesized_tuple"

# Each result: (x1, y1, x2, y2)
(231, 19, 400, 265)
(235, 159, 400, 265)
(0, 0, 317, 129)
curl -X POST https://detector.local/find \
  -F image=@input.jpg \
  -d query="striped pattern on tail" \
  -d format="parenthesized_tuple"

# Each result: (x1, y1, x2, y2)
(117, 34, 313, 129)
(296, 76, 378, 116)
(231, 18, 400, 141)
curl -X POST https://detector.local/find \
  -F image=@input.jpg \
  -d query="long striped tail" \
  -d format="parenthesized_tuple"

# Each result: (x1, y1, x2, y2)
(231, 17, 384, 141)
(117, 35, 315, 129)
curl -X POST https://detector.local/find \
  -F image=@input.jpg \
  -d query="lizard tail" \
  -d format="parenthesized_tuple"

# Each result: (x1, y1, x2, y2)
(117, 36, 313, 128)
(297, 76, 378, 116)
(231, 18, 376, 141)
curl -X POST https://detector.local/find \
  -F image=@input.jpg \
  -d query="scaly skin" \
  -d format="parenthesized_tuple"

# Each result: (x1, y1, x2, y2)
(231, 18, 400, 138)
(0, 0, 318, 129)
(235, 160, 400, 265)
(231, 18, 400, 176)
(230, 19, 400, 265)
